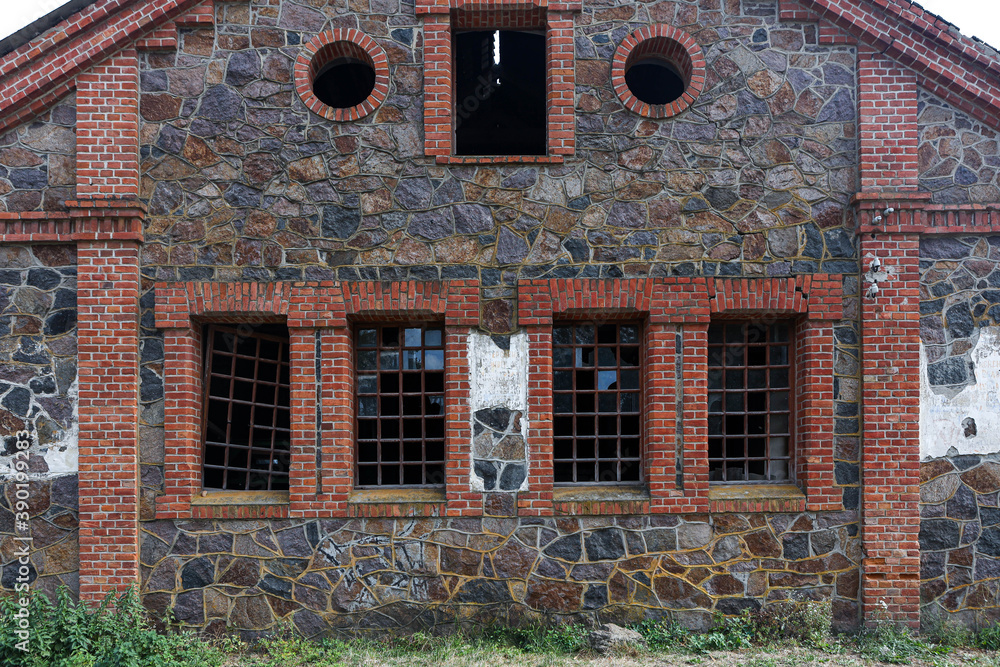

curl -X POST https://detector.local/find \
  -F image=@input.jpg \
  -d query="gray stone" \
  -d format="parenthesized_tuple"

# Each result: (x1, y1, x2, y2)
(589, 623, 646, 654)
(946, 484, 979, 521)
(454, 204, 493, 234)
(322, 206, 361, 240)
(498, 463, 525, 490)
(677, 522, 711, 549)
(585, 529, 626, 561)
(226, 52, 261, 87)
(197, 85, 242, 121)
(920, 519, 962, 551)
(408, 210, 453, 240)
(495, 228, 529, 264)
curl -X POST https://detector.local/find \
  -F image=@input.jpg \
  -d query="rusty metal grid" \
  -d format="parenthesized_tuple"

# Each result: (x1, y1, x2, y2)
(707, 321, 793, 483)
(202, 325, 292, 491)
(552, 321, 643, 485)
(355, 324, 446, 487)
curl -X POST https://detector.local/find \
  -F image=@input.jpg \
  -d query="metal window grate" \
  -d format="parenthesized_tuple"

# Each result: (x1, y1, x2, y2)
(355, 324, 446, 487)
(707, 321, 793, 483)
(552, 321, 642, 485)
(202, 324, 291, 491)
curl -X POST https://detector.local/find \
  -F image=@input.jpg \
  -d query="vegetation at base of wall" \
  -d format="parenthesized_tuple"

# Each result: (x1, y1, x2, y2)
(0, 587, 223, 667)
(4, 587, 1000, 666)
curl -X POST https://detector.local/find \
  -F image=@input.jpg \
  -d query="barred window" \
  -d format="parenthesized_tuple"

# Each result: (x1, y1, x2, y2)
(355, 324, 446, 487)
(552, 321, 642, 484)
(707, 321, 793, 483)
(202, 324, 291, 491)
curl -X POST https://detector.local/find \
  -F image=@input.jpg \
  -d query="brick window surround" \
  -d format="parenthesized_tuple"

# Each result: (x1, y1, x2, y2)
(612, 24, 706, 119)
(294, 29, 390, 122)
(154, 280, 479, 519)
(518, 276, 843, 516)
(417, 0, 579, 164)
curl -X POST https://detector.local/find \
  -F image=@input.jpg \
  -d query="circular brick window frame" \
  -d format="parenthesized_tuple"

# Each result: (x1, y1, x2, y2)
(294, 29, 389, 122)
(612, 24, 706, 119)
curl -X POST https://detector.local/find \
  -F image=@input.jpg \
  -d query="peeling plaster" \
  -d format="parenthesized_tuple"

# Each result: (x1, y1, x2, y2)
(920, 327, 1000, 458)
(467, 331, 529, 491)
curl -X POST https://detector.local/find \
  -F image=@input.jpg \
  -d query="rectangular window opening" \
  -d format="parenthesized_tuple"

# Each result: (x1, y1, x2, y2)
(552, 321, 643, 485)
(202, 323, 291, 491)
(454, 28, 546, 156)
(707, 321, 793, 483)
(355, 323, 446, 487)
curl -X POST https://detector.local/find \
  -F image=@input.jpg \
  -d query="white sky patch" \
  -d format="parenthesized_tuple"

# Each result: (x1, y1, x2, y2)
(493, 30, 500, 65)
(0, 0, 67, 41)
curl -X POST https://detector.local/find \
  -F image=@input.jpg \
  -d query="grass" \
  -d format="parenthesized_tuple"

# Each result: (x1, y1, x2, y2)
(3, 587, 1000, 667)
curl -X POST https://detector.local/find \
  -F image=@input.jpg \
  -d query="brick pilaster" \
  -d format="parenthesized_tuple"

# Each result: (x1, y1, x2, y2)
(859, 226, 922, 627)
(75, 49, 140, 199)
(77, 240, 142, 599)
(857, 49, 919, 192)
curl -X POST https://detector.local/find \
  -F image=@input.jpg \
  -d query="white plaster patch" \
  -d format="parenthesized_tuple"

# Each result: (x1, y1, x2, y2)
(920, 327, 1000, 458)
(0, 378, 78, 480)
(467, 331, 529, 492)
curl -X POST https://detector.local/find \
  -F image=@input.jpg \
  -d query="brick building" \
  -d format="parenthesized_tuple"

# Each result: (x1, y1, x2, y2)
(0, 0, 999, 636)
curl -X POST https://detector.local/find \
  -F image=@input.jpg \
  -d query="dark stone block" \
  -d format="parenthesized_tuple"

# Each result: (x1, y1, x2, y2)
(946, 484, 979, 521)
(140, 367, 163, 402)
(322, 205, 361, 240)
(715, 597, 761, 614)
(498, 464, 526, 490)
(823, 228, 855, 258)
(981, 507, 1000, 526)
(921, 237, 972, 260)
(474, 460, 500, 491)
(454, 204, 493, 234)
(261, 574, 293, 599)
(927, 357, 970, 387)
(583, 583, 608, 609)
(27, 268, 61, 291)
(172, 590, 204, 624)
(475, 408, 511, 432)
(585, 528, 626, 561)
(978, 526, 1000, 557)
(181, 556, 215, 590)
(197, 85, 243, 121)
(544, 535, 582, 562)
(495, 228, 529, 264)
(953, 455, 981, 471)
(224, 183, 261, 207)
(454, 578, 511, 603)
(920, 519, 961, 551)
(44, 310, 76, 336)
(921, 551, 946, 579)
(28, 375, 56, 395)
(0, 387, 30, 418)
(945, 303, 975, 339)
(10, 169, 48, 190)
(782, 533, 809, 560)
(1, 559, 36, 589)
(226, 51, 261, 87)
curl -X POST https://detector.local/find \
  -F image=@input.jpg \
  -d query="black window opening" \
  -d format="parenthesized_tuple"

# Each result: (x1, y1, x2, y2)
(707, 321, 793, 483)
(355, 324, 446, 487)
(552, 322, 642, 485)
(625, 58, 686, 106)
(313, 57, 376, 109)
(454, 29, 546, 156)
(202, 324, 292, 491)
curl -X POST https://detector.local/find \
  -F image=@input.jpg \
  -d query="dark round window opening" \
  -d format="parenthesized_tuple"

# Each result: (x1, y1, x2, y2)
(625, 58, 686, 106)
(313, 57, 376, 109)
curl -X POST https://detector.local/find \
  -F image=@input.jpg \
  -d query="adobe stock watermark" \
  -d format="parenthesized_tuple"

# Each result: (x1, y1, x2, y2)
(10, 426, 34, 652)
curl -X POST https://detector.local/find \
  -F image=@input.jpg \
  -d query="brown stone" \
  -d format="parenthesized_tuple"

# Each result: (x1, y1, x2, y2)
(767, 82, 796, 115)
(434, 236, 479, 263)
(704, 574, 744, 595)
(748, 70, 783, 98)
(619, 146, 654, 170)
(0, 147, 44, 167)
(244, 210, 277, 237)
(183, 136, 221, 168)
(961, 463, 1000, 493)
(525, 579, 583, 612)
(395, 238, 432, 264)
(920, 473, 960, 504)
(921, 458, 956, 483)
(0, 409, 25, 437)
(481, 299, 515, 334)
(288, 155, 327, 182)
(648, 199, 681, 226)
(667, 171, 706, 193)
(544, 207, 577, 233)
(577, 59, 609, 87)
(440, 546, 481, 576)
(230, 595, 274, 629)
(492, 541, 537, 579)
(743, 530, 781, 558)
(653, 575, 712, 609)
(243, 153, 281, 186)
(141, 94, 182, 121)
(526, 230, 564, 263)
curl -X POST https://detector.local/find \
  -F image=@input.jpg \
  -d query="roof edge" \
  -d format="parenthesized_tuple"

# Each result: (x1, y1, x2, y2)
(0, 0, 100, 58)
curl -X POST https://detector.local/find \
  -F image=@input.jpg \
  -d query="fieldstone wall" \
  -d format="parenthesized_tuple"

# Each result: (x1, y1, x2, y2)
(0, 95, 76, 212)
(140, 509, 860, 638)
(920, 456, 1000, 629)
(0, 244, 79, 599)
(918, 89, 1000, 204)
(919, 235, 1000, 395)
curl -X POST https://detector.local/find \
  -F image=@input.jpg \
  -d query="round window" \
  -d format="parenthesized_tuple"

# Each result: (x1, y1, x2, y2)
(294, 30, 389, 121)
(612, 25, 706, 118)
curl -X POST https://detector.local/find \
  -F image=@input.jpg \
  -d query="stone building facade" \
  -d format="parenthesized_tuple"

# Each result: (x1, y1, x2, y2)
(0, 0, 999, 636)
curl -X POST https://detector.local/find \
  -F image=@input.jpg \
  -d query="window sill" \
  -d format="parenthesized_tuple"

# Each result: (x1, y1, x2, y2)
(186, 490, 290, 518)
(436, 155, 565, 165)
(192, 490, 290, 505)
(552, 485, 650, 515)
(708, 484, 805, 513)
(348, 487, 446, 516)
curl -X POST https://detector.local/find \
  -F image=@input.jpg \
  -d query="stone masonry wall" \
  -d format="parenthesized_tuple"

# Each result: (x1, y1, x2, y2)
(140, 509, 860, 638)
(918, 89, 1000, 205)
(0, 244, 79, 598)
(0, 95, 76, 212)
(920, 456, 1000, 630)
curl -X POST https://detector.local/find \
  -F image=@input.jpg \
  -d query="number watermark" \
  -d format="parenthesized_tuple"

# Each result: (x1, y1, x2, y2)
(10, 427, 34, 652)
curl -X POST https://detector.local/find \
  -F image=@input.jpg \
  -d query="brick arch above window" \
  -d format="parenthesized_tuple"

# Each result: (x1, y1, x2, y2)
(612, 24, 707, 119)
(294, 29, 390, 122)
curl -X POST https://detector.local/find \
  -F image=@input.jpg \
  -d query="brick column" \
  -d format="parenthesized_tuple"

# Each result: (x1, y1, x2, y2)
(858, 48, 919, 192)
(74, 47, 144, 600)
(77, 240, 142, 599)
(859, 223, 922, 627)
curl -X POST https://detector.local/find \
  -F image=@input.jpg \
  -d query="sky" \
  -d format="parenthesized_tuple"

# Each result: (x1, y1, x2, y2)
(0, 0, 998, 52)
